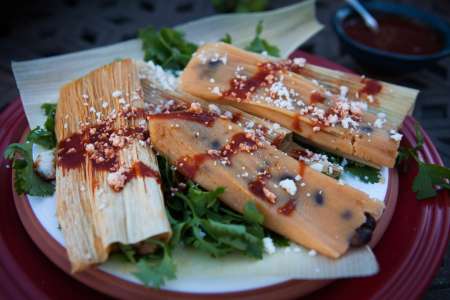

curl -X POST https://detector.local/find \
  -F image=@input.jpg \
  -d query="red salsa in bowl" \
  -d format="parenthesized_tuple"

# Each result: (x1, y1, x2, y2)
(333, 2, 450, 73)
(343, 12, 445, 56)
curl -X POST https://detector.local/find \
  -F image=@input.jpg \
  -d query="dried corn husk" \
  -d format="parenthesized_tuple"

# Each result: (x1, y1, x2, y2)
(297, 64, 418, 128)
(55, 59, 171, 272)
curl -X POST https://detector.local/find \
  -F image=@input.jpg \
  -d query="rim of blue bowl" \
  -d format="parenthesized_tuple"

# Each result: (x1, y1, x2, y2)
(333, 1, 450, 61)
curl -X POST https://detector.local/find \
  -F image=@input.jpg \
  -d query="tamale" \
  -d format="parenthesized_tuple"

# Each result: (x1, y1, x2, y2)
(148, 110, 384, 258)
(179, 43, 416, 168)
(138, 62, 342, 178)
(137, 62, 291, 146)
(55, 59, 171, 272)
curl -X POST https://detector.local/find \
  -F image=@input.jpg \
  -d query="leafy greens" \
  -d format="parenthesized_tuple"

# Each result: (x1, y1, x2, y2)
(139, 27, 198, 71)
(397, 124, 450, 200)
(245, 21, 280, 57)
(4, 103, 57, 196)
(139, 22, 280, 72)
(211, 0, 269, 13)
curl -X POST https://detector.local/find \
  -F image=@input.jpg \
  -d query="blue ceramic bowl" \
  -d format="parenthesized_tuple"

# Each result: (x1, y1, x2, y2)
(333, 1, 450, 73)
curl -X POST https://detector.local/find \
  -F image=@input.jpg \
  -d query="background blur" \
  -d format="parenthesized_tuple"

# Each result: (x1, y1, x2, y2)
(0, 0, 449, 299)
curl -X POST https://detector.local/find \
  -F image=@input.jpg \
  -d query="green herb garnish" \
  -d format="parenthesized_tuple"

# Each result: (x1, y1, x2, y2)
(220, 33, 233, 44)
(4, 142, 55, 196)
(26, 103, 57, 149)
(344, 162, 380, 184)
(397, 124, 450, 200)
(4, 103, 57, 196)
(211, 0, 269, 13)
(245, 21, 280, 57)
(172, 183, 265, 258)
(120, 239, 176, 289)
(139, 27, 198, 71)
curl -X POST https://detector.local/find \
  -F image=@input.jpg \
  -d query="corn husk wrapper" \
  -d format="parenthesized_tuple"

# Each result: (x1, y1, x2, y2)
(11, 0, 379, 284)
(297, 64, 418, 128)
(55, 60, 171, 272)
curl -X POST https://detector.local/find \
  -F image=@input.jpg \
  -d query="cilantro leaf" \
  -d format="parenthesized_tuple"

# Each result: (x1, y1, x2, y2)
(220, 33, 233, 44)
(186, 184, 225, 217)
(396, 122, 450, 200)
(413, 163, 450, 200)
(4, 143, 55, 196)
(245, 21, 280, 57)
(139, 27, 197, 71)
(171, 184, 265, 259)
(211, 0, 269, 13)
(119, 244, 137, 264)
(26, 103, 57, 149)
(266, 231, 290, 247)
(27, 127, 56, 149)
(344, 162, 380, 183)
(243, 202, 264, 224)
(132, 240, 176, 289)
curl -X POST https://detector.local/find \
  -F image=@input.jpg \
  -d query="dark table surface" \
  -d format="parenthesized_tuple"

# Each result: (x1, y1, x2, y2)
(0, 0, 449, 299)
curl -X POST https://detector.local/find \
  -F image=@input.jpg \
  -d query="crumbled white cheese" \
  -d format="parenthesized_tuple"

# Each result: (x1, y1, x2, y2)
(112, 90, 122, 98)
(140, 60, 178, 91)
(310, 162, 323, 172)
(339, 86, 349, 98)
(33, 150, 56, 180)
(107, 170, 127, 192)
(389, 130, 403, 142)
(341, 116, 359, 129)
(294, 175, 301, 181)
(373, 118, 384, 129)
(279, 178, 297, 195)
(211, 86, 222, 96)
(308, 249, 317, 256)
(263, 237, 276, 254)
(208, 104, 221, 115)
(293, 57, 306, 67)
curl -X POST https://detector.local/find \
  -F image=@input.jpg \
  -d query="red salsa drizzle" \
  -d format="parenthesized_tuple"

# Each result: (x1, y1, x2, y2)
(57, 124, 149, 172)
(218, 132, 258, 161)
(57, 133, 84, 170)
(292, 113, 302, 131)
(149, 111, 217, 127)
(85, 124, 118, 171)
(343, 13, 444, 56)
(248, 170, 275, 204)
(222, 60, 309, 102)
(298, 160, 306, 177)
(222, 62, 285, 101)
(309, 91, 326, 104)
(176, 153, 210, 179)
(271, 133, 286, 148)
(123, 161, 161, 185)
(359, 78, 382, 96)
(175, 132, 260, 178)
(288, 148, 310, 159)
(231, 112, 242, 123)
(278, 199, 296, 215)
